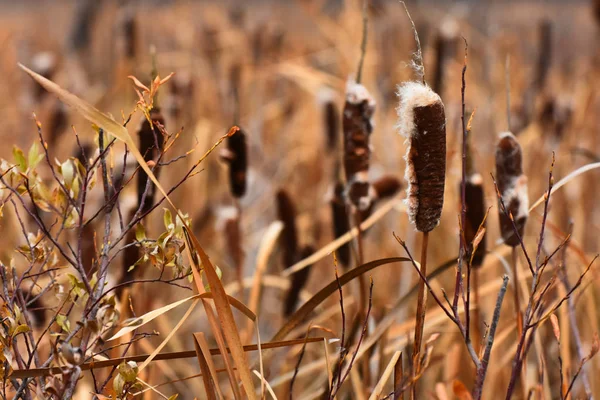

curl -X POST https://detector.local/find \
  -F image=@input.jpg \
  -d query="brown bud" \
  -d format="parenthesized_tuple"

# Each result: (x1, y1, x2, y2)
(343, 81, 376, 211)
(330, 182, 351, 268)
(397, 82, 446, 233)
(495, 132, 529, 247)
(137, 108, 165, 214)
(221, 128, 248, 198)
(283, 245, 314, 317)
(463, 173, 486, 268)
(276, 189, 298, 269)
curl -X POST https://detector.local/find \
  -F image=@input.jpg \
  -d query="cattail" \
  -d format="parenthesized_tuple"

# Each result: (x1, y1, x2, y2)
(397, 82, 446, 233)
(372, 175, 402, 200)
(276, 189, 298, 269)
(283, 245, 314, 317)
(432, 18, 459, 96)
(220, 207, 244, 285)
(220, 128, 248, 198)
(495, 132, 529, 247)
(360, 175, 402, 222)
(595, 0, 600, 27)
(330, 182, 351, 268)
(118, 7, 138, 60)
(46, 101, 68, 146)
(30, 52, 57, 101)
(539, 96, 573, 141)
(81, 222, 96, 275)
(68, 0, 100, 52)
(72, 142, 95, 167)
(535, 19, 552, 91)
(343, 81, 376, 211)
(464, 173, 487, 267)
(118, 211, 140, 297)
(323, 98, 340, 152)
(166, 73, 193, 121)
(137, 108, 165, 214)
(21, 290, 47, 329)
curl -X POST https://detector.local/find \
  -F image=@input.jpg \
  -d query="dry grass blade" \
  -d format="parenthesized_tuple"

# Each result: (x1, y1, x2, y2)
(193, 332, 220, 400)
(271, 257, 408, 343)
(252, 370, 278, 399)
(139, 298, 199, 372)
(369, 350, 402, 399)
(283, 196, 405, 276)
(109, 293, 255, 341)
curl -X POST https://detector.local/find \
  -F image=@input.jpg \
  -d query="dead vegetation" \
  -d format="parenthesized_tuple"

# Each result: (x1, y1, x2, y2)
(1, 0, 600, 399)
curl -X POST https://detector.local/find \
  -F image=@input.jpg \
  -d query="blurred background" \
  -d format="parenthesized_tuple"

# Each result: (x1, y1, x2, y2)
(1, 0, 600, 398)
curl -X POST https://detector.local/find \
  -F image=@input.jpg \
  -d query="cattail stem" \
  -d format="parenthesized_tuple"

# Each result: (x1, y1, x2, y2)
(512, 247, 523, 336)
(234, 199, 244, 298)
(411, 230, 429, 399)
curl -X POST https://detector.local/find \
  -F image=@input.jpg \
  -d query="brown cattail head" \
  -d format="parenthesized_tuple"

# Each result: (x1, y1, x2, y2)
(69, 0, 100, 52)
(220, 128, 248, 198)
(464, 173, 487, 268)
(372, 175, 402, 200)
(118, 211, 140, 297)
(319, 89, 340, 151)
(137, 108, 165, 214)
(330, 182, 351, 268)
(283, 245, 314, 317)
(31, 52, 57, 100)
(495, 132, 529, 247)
(359, 175, 403, 222)
(21, 290, 47, 329)
(118, 7, 138, 60)
(535, 19, 552, 91)
(432, 18, 459, 96)
(343, 81, 376, 211)
(46, 101, 68, 146)
(397, 82, 446, 233)
(276, 189, 298, 269)
(221, 207, 244, 273)
(595, 0, 600, 27)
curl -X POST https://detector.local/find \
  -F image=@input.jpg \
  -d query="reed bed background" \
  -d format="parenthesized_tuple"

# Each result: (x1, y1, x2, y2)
(1, 0, 599, 398)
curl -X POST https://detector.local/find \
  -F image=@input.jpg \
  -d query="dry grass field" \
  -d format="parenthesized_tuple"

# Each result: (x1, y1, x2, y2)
(1, 0, 600, 399)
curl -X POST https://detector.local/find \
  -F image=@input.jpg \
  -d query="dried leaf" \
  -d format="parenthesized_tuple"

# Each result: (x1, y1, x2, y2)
(452, 379, 473, 400)
(549, 314, 560, 342)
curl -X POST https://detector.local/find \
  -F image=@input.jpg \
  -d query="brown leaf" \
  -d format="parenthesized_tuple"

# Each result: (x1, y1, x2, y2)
(549, 314, 560, 342)
(452, 379, 473, 400)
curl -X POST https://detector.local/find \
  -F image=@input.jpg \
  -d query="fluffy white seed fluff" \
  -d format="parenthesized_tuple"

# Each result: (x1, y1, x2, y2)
(396, 82, 443, 225)
(345, 80, 376, 107)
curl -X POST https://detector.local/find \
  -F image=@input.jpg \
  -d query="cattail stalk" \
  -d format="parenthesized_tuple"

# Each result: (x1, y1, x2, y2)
(284, 245, 314, 317)
(397, 81, 446, 396)
(495, 132, 529, 334)
(221, 128, 248, 198)
(136, 108, 165, 215)
(276, 189, 298, 270)
(330, 182, 351, 268)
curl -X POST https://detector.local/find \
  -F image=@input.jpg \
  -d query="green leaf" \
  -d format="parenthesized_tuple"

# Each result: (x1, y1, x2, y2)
(12, 147, 27, 172)
(135, 223, 146, 242)
(56, 314, 71, 333)
(163, 208, 173, 230)
(28, 142, 44, 170)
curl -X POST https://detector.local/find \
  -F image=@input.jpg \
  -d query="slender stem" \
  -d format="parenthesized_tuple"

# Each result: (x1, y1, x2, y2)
(512, 247, 523, 336)
(411, 231, 429, 399)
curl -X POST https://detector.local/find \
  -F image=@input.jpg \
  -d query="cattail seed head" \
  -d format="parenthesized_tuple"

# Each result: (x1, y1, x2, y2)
(283, 245, 314, 317)
(464, 173, 487, 268)
(137, 108, 165, 214)
(397, 82, 446, 233)
(276, 189, 298, 269)
(495, 132, 529, 247)
(330, 182, 351, 268)
(343, 81, 376, 211)
(220, 128, 248, 198)
(372, 175, 402, 200)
